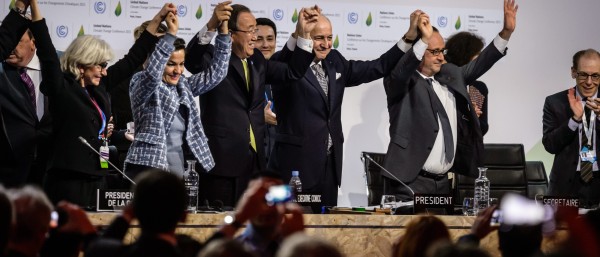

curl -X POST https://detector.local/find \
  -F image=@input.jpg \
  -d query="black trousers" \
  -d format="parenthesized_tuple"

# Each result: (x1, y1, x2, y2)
(383, 171, 450, 202)
(304, 150, 338, 213)
(197, 147, 260, 208)
(44, 168, 107, 211)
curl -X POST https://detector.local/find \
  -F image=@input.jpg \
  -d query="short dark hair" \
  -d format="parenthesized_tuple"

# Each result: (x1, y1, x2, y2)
(498, 224, 543, 257)
(229, 4, 252, 32)
(133, 170, 187, 234)
(174, 38, 186, 51)
(256, 17, 277, 37)
(572, 49, 600, 70)
(445, 32, 484, 67)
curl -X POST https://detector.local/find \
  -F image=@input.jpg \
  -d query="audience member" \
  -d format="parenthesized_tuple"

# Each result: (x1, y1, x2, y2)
(392, 215, 451, 257)
(0, 0, 51, 188)
(184, 4, 318, 207)
(0, 186, 12, 256)
(276, 233, 343, 257)
(124, 6, 231, 178)
(31, 2, 175, 208)
(445, 31, 489, 135)
(543, 49, 600, 207)
(427, 242, 491, 257)
(268, 9, 415, 208)
(255, 17, 278, 161)
(382, 1, 517, 199)
(198, 239, 257, 257)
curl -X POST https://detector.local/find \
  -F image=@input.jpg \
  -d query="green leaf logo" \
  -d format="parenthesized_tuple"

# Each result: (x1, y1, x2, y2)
(114, 1, 122, 17)
(455, 16, 461, 30)
(366, 12, 372, 26)
(333, 35, 339, 49)
(9, 0, 15, 9)
(195, 5, 202, 19)
(77, 25, 85, 37)
(291, 9, 298, 23)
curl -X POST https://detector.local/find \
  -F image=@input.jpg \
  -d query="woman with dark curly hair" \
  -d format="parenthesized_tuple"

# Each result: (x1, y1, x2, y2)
(445, 32, 489, 135)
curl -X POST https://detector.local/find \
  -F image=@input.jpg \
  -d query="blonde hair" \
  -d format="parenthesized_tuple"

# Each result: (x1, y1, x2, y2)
(60, 35, 113, 79)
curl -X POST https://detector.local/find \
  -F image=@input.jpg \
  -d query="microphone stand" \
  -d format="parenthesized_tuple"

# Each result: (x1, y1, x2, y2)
(361, 153, 415, 197)
(78, 136, 136, 184)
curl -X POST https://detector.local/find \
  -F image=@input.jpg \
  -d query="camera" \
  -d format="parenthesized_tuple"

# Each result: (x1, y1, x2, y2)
(490, 209, 503, 226)
(265, 185, 292, 205)
(49, 210, 68, 229)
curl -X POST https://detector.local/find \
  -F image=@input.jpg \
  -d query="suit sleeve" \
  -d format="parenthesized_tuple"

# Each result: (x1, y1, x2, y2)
(383, 47, 421, 101)
(30, 19, 63, 97)
(103, 30, 159, 92)
(460, 42, 505, 86)
(0, 10, 30, 60)
(542, 95, 578, 154)
(184, 33, 215, 74)
(187, 34, 232, 96)
(265, 45, 315, 85)
(343, 44, 404, 87)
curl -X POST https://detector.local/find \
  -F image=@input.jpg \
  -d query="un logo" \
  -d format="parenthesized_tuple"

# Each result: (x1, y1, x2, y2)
(348, 12, 358, 24)
(273, 9, 284, 21)
(178, 5, 188, 17)
(56, 25, 69, 38)
(437, 16, 448, 28)
(94, 2, 106, 14)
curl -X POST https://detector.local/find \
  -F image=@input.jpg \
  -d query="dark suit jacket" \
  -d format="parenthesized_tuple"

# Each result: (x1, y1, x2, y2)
(267, 45, 404, 189)
(31, 19, 158, 176)
(185, 37, 314, 177)
(0, 10, 51, 187)
(383, 42, 505, 183)
(542, 88, 598, 195)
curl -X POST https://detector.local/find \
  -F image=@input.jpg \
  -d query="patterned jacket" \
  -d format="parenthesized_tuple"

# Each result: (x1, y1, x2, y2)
(125, 33, 231, 171)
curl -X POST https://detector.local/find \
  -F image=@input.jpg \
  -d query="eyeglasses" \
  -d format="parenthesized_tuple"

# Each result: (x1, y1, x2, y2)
(426, 48, 448, 56)
(88, 62, 108, 69)
(576, 72, 600, 82)
(233, 28, 259, 36)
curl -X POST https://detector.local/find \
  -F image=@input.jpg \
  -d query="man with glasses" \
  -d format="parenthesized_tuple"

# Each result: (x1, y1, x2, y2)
(543, 49, 600, 207)
(185, 3, 318, 207)
(382, 0, 518, 200)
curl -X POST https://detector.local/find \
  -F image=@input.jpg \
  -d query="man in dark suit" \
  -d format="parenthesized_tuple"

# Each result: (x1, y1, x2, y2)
(382, 0, 517, 201)
(0, 1, 51, 188)
(185, 4, 318, 207)
(267, 13, 421, 208)
(543, 49, 600, 207)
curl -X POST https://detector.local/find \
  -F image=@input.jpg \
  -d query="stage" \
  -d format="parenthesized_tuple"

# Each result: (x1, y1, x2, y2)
(88, 213, 567, 257)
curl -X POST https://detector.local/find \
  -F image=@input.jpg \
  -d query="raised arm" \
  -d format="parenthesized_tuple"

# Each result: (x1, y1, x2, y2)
(0, 0, 31, 59)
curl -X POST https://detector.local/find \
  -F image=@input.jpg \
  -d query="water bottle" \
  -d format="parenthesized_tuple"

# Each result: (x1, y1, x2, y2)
(289, 170, 302, 202)
(473, 167, 490, 215)
(184, 160, 199, 213)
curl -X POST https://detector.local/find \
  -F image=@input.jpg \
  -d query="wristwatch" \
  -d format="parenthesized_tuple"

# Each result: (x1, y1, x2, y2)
(402, 35, 415, 44)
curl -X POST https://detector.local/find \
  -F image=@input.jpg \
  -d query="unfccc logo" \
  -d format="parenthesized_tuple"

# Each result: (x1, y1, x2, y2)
(177, 5, 188, 17)
(272, 9, 283, 21)
(437, 16, 448, 28)
(348, 12, 358, 24)
(94, 1, 106, 14)
(56, 25, 69, 38)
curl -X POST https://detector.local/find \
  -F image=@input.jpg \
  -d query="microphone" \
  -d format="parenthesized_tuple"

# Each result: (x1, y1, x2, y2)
(361, 153, 415, 197)
(78, 136, 136, 185)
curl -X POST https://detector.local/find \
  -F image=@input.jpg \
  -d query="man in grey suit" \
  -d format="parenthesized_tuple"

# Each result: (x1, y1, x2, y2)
(382, 0, 518, 200)
(543, 49, 600, 207)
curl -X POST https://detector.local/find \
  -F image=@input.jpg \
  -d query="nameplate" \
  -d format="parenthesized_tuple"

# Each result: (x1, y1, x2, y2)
(296, 194, 322, 203)
(96, 189, 134, 212)
(413, 194, 453, 215)
(541, 196, 579, 208)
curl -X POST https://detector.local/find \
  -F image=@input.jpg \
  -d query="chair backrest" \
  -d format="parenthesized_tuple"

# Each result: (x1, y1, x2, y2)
(361, 152, 386, 206)
(454, 144, 528, 205)
(525, 161, 548, 199)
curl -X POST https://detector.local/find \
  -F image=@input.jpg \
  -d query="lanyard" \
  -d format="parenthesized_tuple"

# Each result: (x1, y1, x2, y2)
(85, 89, 106, 140)
(581, 102, 596, 147)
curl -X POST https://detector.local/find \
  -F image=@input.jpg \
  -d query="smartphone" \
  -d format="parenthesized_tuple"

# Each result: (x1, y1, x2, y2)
(265, 185, 292, 205)
(490, 209, 503, 226)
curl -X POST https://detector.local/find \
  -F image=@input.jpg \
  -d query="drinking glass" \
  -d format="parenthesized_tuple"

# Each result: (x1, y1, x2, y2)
(380, 195, 396, 209)
(462, 197, 476, 216)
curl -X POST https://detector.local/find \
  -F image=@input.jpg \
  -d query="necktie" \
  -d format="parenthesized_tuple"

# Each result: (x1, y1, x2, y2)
(19, 68, 36, 110)
(311, 63, 333, 152)
(580, 107, 594, 183)
(242, 59, 257, 151)
(425, 78, 454, 162)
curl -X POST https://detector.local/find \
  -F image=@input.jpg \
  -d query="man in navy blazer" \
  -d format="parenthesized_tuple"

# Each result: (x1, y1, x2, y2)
(0, 4, 52, 188)
(185, 4, 318, 207)
(543, 49, 600, 207)
(382, 0, 517, 200)
(267, 12, 425, 207)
